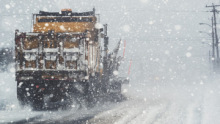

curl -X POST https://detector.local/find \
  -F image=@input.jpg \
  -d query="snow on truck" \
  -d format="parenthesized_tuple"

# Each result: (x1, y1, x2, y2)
(15, 8, 129, 109)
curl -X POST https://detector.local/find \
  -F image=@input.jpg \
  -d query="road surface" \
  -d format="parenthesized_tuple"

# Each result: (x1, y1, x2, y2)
(1, 71, 220, 124)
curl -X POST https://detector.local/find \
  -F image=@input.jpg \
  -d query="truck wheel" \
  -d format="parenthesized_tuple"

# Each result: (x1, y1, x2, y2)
(110, 83, 122, 102)
(115, 83, 122, 93)
(17, 89, 26, 106)
(17, 82, 27, 107)
(32, 94, 44, 110)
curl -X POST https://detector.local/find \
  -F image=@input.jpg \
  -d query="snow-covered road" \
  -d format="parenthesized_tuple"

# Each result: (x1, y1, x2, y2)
(88, 81, 220, 124)
(1, 90, 219, 124)
(88, 98, 202, 124)
(1, 69, 220, 124)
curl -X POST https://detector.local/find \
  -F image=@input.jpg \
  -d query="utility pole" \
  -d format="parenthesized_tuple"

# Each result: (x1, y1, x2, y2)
(211, 17, 215, 59)
(206, 3, 220, 62)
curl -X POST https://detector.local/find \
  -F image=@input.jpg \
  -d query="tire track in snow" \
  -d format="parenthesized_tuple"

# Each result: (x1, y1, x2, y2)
(150, 102, 187, 124)
(141, 102, 170, 124)
(114, 102, 148, 124)
(88, 99, 144, 124)
(88, 95, 204, 124)
(88, 99, 170, 124)
(153, 96, 204, 124)
(124, 102, 169, 124)
(112, 99, 169, 124)
(31, 102, 118, 124)
(11, 114, 43, 124)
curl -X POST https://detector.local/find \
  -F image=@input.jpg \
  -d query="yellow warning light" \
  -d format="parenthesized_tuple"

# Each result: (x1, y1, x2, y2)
(61, 9, 72, 12)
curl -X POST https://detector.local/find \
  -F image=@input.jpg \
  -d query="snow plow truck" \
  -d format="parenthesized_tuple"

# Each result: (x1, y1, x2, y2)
(15, 8, 129, 110)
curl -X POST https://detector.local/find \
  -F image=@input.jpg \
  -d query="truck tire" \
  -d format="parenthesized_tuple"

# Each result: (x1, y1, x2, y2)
(109, 82, 122, 102)
(17, 82, 27, 107)
(32, 93, 44, 110)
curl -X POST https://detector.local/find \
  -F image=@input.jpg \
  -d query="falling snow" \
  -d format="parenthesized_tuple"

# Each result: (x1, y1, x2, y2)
(1, 0, 220, 123)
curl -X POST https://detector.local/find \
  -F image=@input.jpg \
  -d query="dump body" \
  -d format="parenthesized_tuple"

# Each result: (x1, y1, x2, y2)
(15, 9, 101, 83)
